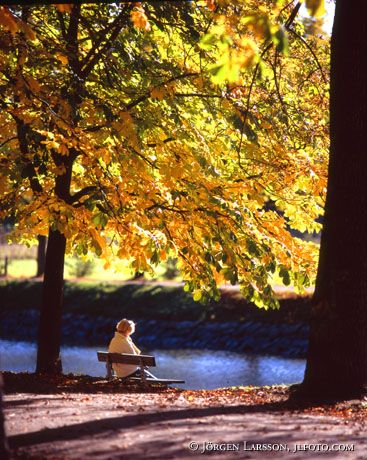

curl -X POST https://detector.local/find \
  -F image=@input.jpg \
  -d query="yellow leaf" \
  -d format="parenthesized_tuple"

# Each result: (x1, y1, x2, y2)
(120, 111, 133, 123)
(131, 8, 151, 32)
(58, 143, 69, 156)
(56, 53, 68, 65)
(26, 76, 41, 93)
(193, 289, 202, 301)
(306, 0, 325, 17)
(90, 228, 106, 255)
(0, 7, 19, 35)
(100, 149, 111, 165)
(205, 0, 216, 12)
(20, 22, 36, 41)
(54, 5, 73, 14)
(150, 87, 166, 100)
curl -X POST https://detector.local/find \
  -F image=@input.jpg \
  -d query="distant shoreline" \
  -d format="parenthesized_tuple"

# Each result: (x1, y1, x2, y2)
(1, 279, 311, 358)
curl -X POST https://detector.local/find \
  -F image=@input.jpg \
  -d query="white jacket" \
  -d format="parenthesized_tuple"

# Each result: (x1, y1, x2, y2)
(108, 332, 141, 377)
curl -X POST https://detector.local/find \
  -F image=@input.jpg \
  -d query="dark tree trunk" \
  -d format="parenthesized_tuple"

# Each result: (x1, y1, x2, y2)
(301, 0, 367, 400)
(36, 235, 47, 277)
(0, 374, 10, 460)
(36, 229, 66, 374)
(34, 4, 87, 374)
(36, 153, 73, 374)
(132, 271, 145, 280)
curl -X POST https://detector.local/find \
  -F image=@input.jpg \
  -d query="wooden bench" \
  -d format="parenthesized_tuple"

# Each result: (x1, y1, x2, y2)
(97, 352, 185, 386)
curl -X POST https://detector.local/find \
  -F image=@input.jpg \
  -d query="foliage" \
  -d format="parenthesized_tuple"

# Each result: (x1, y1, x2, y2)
(65, 255, 95, 278)
(0, 280, 310, 323)
(164, 257, 179, 280)
(0, 1, 329, 308)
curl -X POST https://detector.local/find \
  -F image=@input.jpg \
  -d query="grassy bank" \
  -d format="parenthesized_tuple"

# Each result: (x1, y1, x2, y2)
(2, 256, 171, 281)
(0, 280, 311, 323)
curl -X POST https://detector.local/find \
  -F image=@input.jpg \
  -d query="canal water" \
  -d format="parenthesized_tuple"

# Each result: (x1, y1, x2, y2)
(0, 339, 305, 389)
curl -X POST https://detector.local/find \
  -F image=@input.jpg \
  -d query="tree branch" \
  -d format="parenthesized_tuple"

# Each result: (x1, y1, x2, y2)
(66, 4, 81, 75)
(56, 10, 67, 42)
(284, 2, 302, 29)
(69, 186, 98, 205)
(80, 8, 130, 80)
(174, 92, 223, 98)
(287, 28, 327, 83)
(126, 72, 199, 110)
(13, 117, 43, 194)
(0, 136, 17, 149)
(146, 137, 175, 148)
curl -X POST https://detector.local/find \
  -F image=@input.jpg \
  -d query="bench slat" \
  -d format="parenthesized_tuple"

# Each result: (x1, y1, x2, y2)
(97, 351, 156, 367)
(128, 377, 185, 384)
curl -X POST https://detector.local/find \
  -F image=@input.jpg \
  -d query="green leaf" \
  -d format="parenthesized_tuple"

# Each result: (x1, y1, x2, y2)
(193, 289, 202, 301)
(306, 0, 325, 17)
(229, 231, 237, 242)
(92, 212, 108, 229)
(223, 267, 236, 282)
(267, 298, 280, 310)
(242, 283, 255, 300)
(204, 252, 215, 264)
(244, 123, 258, 143)
(92, 239, 102, 256)
(150, 250, 159, 265)
(247, 238, 260, 257)
(197, 155, 208, 168)
(199, 33, 217, 50)
(279, 266, 291, 286)
(274, 27, 288, 54)
(263, 284, 272, 296)
(266, 261, 276, 274)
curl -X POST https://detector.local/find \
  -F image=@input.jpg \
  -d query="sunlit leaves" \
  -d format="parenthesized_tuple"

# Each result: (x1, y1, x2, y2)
(54, 4, 73, 14)
(55, 53, 68, 66)
(0, 6, 36, 39)
(131, 4, 151, 32)
(0, 6, 19, 35)
(200, 21, 259, 84)
(0, 1, 329, 309)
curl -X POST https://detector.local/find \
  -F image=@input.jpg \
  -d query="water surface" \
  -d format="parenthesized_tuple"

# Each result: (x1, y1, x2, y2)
(0, 339, 305, 389)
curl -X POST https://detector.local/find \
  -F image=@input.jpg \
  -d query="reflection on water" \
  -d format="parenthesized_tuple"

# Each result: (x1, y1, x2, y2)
(0, 339, 305, 390)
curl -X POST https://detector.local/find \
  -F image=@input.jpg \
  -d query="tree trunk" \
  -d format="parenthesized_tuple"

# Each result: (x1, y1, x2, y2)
(301, 0, 367, 400)
(36, 235, 47, 277)
(36, 229, 66, 374)
(0, 374, 10, 460)
(33, 5, 83, 375)
(36, 152, 73, 375)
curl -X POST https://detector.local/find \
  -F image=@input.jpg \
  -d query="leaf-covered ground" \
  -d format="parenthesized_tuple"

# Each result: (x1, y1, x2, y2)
(3, 372, 367, 459)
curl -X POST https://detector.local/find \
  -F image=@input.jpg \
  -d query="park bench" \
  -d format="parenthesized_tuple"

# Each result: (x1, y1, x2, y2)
(97, 351, 185, 386)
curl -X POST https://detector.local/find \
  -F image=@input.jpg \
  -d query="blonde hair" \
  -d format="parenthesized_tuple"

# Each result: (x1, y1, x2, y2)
(116, 319, 135, 336)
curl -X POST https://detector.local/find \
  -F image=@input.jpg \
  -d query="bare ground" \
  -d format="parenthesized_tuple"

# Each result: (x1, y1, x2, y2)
(3, 373, 367, 460)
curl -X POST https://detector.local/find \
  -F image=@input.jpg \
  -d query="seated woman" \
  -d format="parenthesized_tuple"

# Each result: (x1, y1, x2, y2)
(108, 319, 141, 378)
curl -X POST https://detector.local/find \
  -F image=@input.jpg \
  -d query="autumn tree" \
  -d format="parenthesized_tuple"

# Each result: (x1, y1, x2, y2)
(205, 0, 367, 400)
(300, 0, 367, 400)
(0, 2, 327, 374)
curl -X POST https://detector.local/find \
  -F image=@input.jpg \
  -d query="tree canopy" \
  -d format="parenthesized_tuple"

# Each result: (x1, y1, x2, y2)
(0, 1, 329, 308)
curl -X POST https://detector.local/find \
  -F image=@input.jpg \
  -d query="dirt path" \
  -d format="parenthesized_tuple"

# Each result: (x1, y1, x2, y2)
(4, 389, 366, 460)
